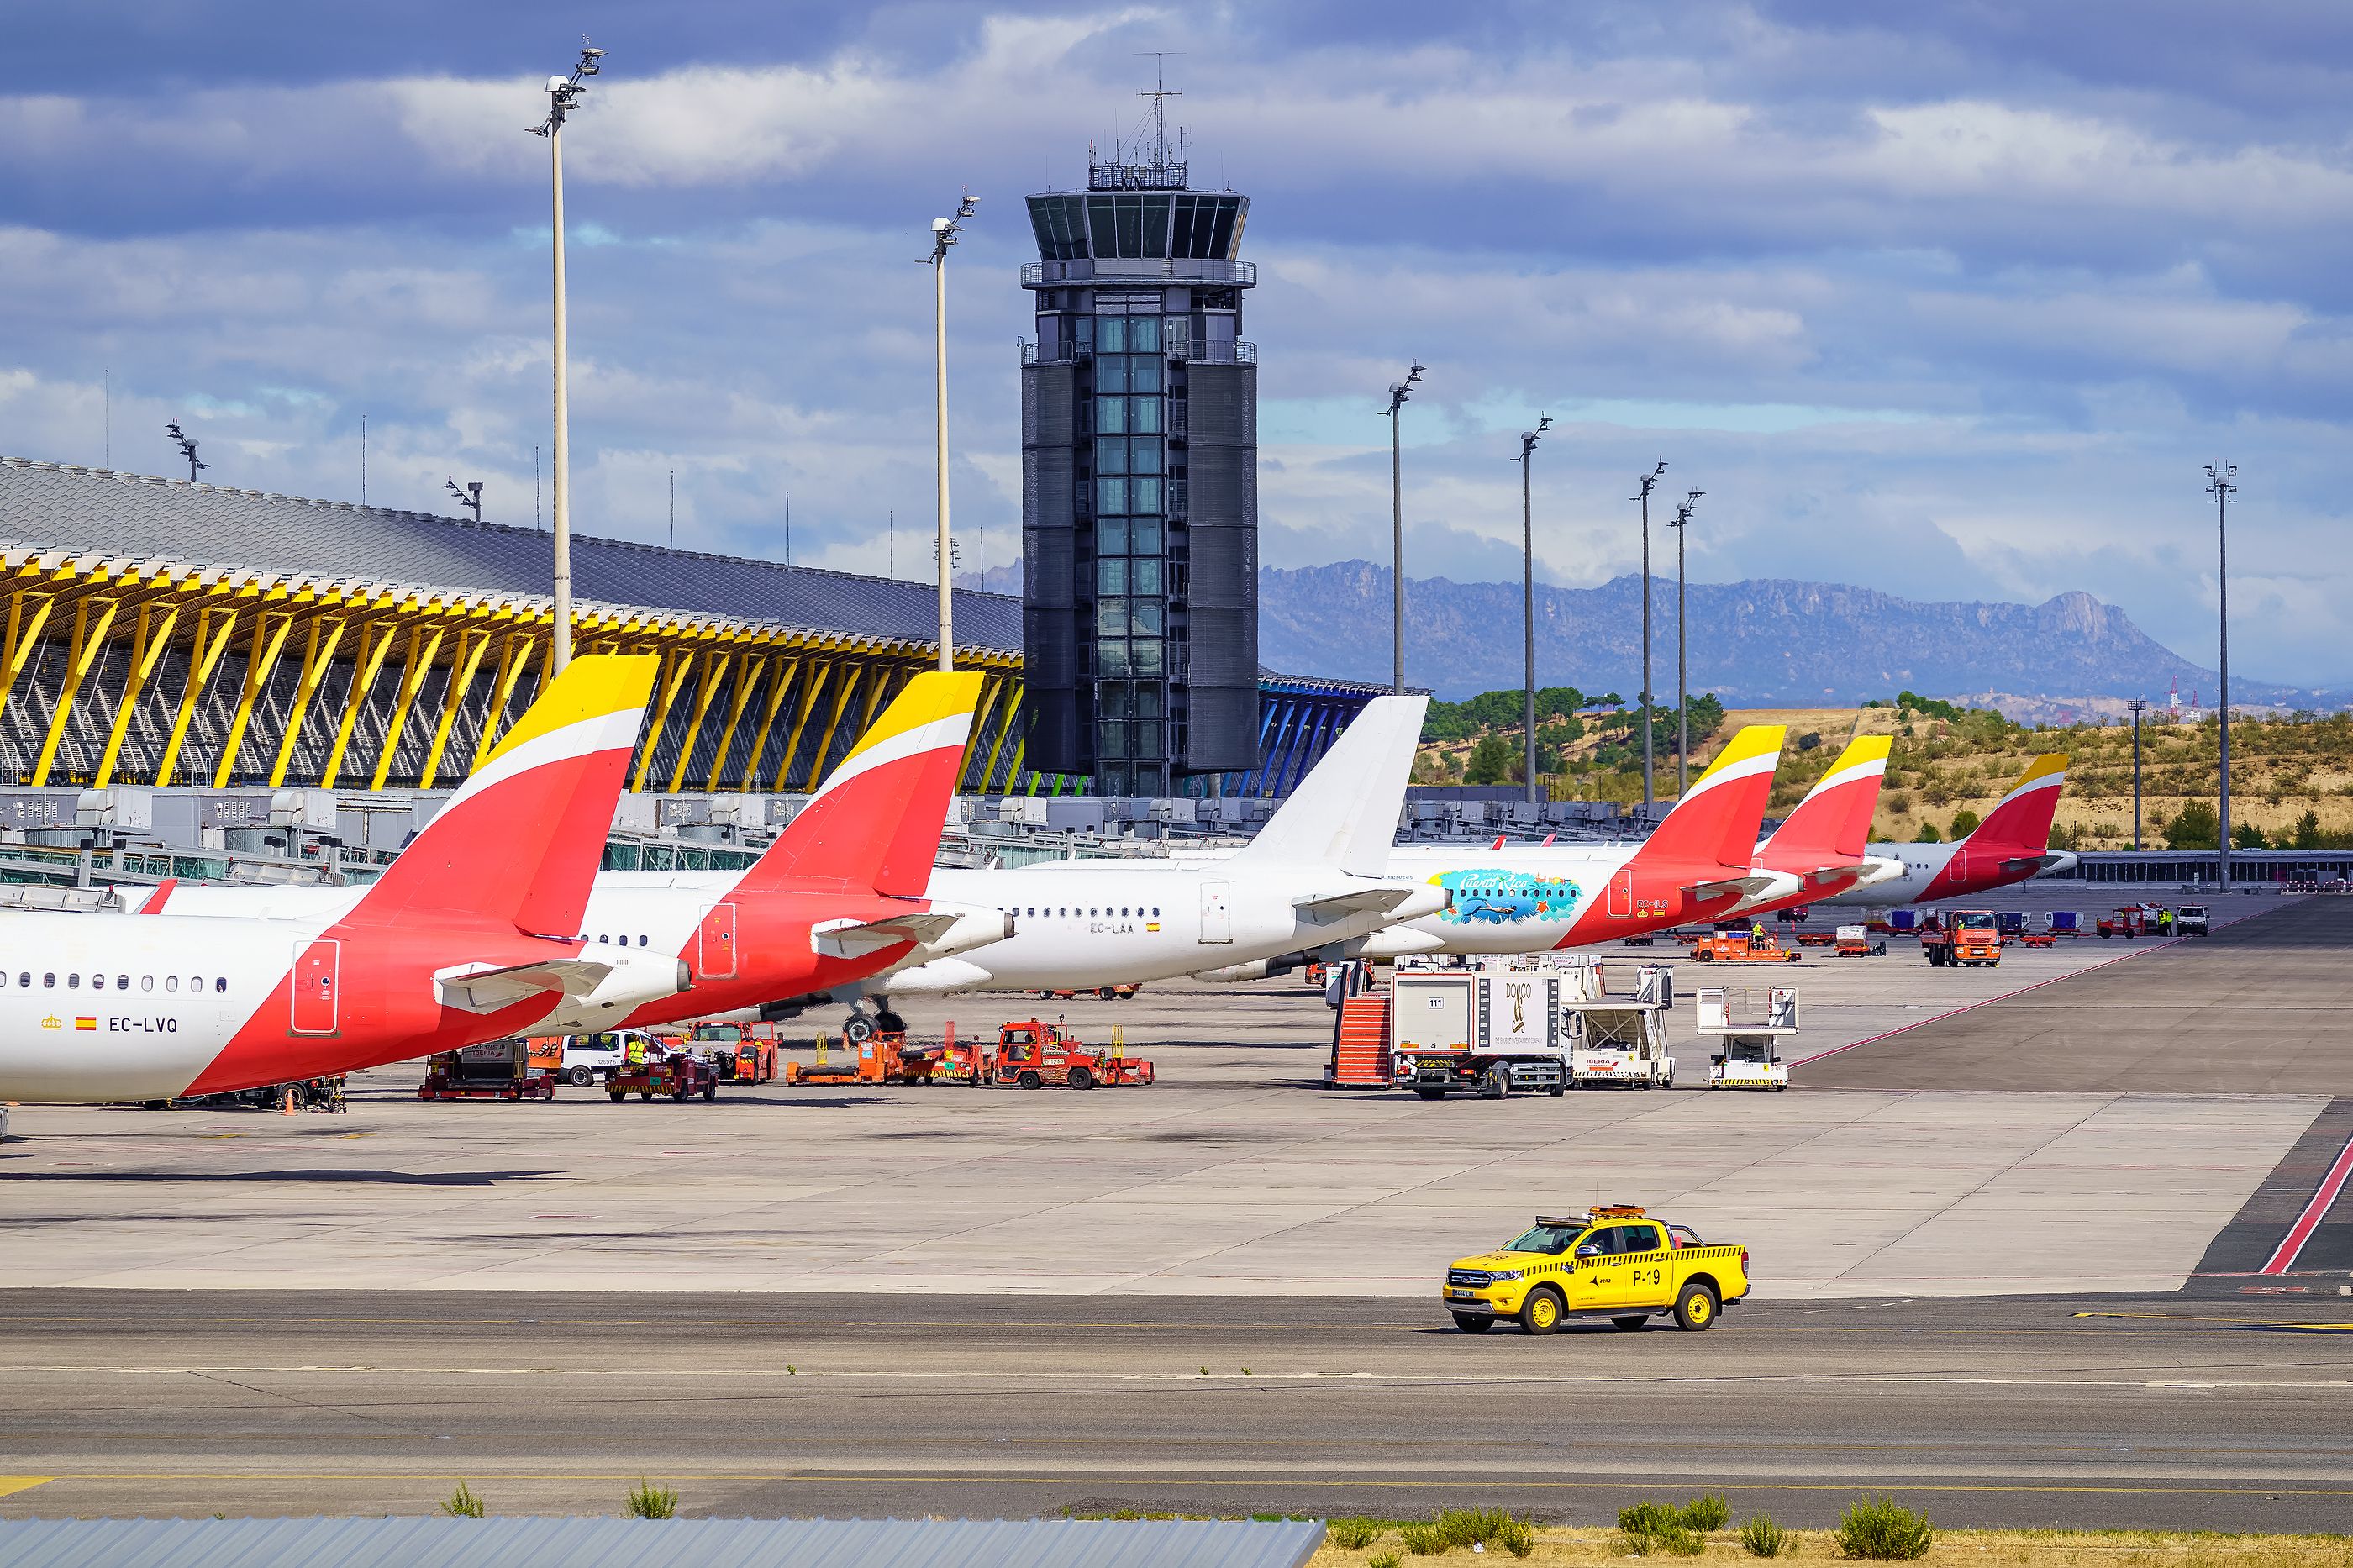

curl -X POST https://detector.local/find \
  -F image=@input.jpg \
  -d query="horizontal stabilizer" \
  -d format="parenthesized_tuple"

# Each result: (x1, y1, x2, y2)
(1683, 873, 1791, 904)
(434, 956, 613, 1014)
(812, 906, 1013, 961)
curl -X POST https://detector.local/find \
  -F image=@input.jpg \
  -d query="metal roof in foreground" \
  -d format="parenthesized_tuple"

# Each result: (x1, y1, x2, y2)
(0, 457, 1022, 657)
(0, 1515, 1326, 1568)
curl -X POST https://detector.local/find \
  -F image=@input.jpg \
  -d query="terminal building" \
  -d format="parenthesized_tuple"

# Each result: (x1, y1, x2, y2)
(0, 456, 1377, 818)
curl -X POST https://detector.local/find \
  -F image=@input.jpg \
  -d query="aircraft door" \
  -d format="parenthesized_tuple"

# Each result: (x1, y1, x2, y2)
(1608, 868, 1634, 918)
(698, 902, 739, 979)
(291, 939, 340, 1035)
(1199, 881, 1232, 944)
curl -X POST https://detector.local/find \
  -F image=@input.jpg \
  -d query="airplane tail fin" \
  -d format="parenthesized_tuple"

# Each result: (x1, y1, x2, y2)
(1637, 724, 1787, 870)
(1761, 735, 1891, 868)
(1235, 694, 1428, 876)
(342, 653, 656, 937)
(1961, 753, 2068, 853)
(736, 671, 984, 897)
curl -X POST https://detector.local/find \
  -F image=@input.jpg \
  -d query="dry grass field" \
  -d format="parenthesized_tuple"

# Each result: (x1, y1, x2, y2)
(1304, 1525, 2353, 1568)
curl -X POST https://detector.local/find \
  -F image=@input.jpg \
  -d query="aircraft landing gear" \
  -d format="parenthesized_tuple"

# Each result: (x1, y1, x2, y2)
(875, 1005, 907, 1035)
(842, 1005, 878, 1045)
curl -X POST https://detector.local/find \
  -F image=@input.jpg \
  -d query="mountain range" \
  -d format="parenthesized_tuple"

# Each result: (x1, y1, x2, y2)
(957, 561, 2344, 716)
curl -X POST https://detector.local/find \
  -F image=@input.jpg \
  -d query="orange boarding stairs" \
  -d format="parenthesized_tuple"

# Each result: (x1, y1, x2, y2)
(1327, 994, 1394, 1088)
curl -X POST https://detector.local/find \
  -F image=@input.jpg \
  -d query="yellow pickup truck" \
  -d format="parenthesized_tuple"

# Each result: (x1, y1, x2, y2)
(1441, 1205, 1749, 1334)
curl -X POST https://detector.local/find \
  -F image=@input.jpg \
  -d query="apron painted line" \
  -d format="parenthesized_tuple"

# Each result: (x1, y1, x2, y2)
(1791, 934, 2187, 1067)
(2261, 1131, 2353, 1276)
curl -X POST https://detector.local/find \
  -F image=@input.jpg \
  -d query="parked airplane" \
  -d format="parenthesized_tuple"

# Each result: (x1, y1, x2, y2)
(1718, 734, 1899, 919)
(1813, 754, 2074, 907)
(139, 672, 1011, 1042)
(637, 695, 1445, 1031)
(1196, 724, 1795, 976)
(0, 655, 657, 1103)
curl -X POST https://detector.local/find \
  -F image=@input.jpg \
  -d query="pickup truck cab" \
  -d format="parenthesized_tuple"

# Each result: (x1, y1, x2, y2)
(1442, 1205, 1749, 1334)
(2177, 905, 2209, 937)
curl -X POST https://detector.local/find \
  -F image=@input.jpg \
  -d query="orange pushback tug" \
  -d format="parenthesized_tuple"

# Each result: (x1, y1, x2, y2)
(1690, 929, 1802, 964)
(991, 1019, 1154, 1091)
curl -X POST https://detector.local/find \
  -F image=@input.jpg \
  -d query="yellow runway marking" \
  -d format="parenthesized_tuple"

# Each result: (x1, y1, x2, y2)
(2074, 1312, 2353, 1334)
(0, 1477, 52, 1497)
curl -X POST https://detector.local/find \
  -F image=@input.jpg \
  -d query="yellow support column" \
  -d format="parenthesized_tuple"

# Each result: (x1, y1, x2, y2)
(977, 676, 1022, 794)
(703, 652, 768, 792)
(369, 624, 446, 790)
(94, 601, 182, 787)
(212, 611, 296, 788)
(0, 590, 59, 718)
(476, 632, 540, 755)
(417, 629, 494, 789)
(856, 663, 900, 733)
(155, 607, 240, 787)
(319, 621, 398, 790)
(630, 649, 697, 793)
(803, 664, 869, 792)
(30, 596, 120, 786)
(266, 617, 347, 787)
(666, 650, 734, 795)
(735, 655, 798, 792)
(771, 660, 835, 792)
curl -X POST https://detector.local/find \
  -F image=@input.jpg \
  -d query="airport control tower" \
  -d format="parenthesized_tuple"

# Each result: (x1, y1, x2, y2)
(1018, 99, 1257, 795)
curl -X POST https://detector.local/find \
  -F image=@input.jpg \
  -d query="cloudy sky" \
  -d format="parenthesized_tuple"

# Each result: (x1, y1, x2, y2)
(4, 2, 2348, 684)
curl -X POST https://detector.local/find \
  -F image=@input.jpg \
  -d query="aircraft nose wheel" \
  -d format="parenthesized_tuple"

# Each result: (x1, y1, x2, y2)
(842, 1012, 877, 1045)
(875, 1008, 907, 1035)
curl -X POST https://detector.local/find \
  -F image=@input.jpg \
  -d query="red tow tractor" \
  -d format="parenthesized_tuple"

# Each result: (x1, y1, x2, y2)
(991, 1019, 1154, 1091)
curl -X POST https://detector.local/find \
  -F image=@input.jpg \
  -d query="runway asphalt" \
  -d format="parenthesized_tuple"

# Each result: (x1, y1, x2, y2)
(2, 1289, 2349, 1530)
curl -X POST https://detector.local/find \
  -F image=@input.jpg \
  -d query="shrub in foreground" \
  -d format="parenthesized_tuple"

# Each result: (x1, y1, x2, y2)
(1740, 1513, 1789, 1557)
(1835, 1495, 1932, 1560)
(624, 1478, 679, 1520)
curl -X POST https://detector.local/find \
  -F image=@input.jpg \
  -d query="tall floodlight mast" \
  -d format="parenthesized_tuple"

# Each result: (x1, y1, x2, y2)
(444, 477, 484, 523)
(529, 39, 604, 674)
(2206, 463, 2237, 890)
(1633, 460, 1667, 809)
(1513, 416, 1553, 806)
(927, 192, 979, 672)
(1381, 360, 1425, 694)
(1669, 491, 1702, 793)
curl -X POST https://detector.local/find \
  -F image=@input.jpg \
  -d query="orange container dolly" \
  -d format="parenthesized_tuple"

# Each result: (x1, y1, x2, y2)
(419, 1039, 557, 1102)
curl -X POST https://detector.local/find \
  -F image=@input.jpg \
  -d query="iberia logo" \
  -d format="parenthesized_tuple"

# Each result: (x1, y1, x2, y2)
(40, 1015, 61, 1031)
(74, 1017, 97, 1031)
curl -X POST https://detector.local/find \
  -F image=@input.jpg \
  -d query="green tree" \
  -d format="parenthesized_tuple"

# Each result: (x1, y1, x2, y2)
(1949, 808, 1982, 839)
(1465, 734, 1514, 785)
(2165, 798, 2220, 850)
(2233, 820, 2269, 850)
(2293, 809, 2324, 850)
(1915, 821, 1941, 843)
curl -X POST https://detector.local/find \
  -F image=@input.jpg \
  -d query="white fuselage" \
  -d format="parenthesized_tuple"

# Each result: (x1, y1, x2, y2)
(149, 879, 719, 1033)
(0, 909, 318, 1101)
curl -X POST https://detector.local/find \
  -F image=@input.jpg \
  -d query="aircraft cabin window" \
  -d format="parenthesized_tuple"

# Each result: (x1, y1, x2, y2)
(16, 972, 26, 987)
(67, 974, 79, 989)
(1152, 907, 1160, 917)
(638, 935, 648, 947)
(214, 977, 227, 992)
(141, 976, 154, 992)
(166, 976, 179, 992)
(597, 934, 609, 944)
(188, 976, 200, 991)
(44, 973, 55, 988)
(117, 974, 129, 989)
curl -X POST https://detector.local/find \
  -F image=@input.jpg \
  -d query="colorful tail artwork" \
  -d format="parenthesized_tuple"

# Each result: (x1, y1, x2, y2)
(1639, 725, 1788, 870)
(1765, 735, 1892, 867)
(738, 671, 985, 897)
(342, 654, 657, 938)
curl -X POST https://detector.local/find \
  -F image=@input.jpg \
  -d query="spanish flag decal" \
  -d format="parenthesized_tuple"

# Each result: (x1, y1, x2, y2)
(73, 1017, 96, 1031)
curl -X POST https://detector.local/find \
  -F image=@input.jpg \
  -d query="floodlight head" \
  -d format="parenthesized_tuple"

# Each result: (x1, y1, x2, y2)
(1407, 360, 1426, 384)
(1688, 490, 1704, 501)
(1536, 414, 1553, 434)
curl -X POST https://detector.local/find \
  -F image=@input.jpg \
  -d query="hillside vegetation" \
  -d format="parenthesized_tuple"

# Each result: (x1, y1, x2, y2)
(1418, 687, 2353, 850)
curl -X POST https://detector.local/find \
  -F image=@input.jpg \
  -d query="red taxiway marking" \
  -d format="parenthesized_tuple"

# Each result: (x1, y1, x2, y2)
(2261, 1131, 2353, 1276)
